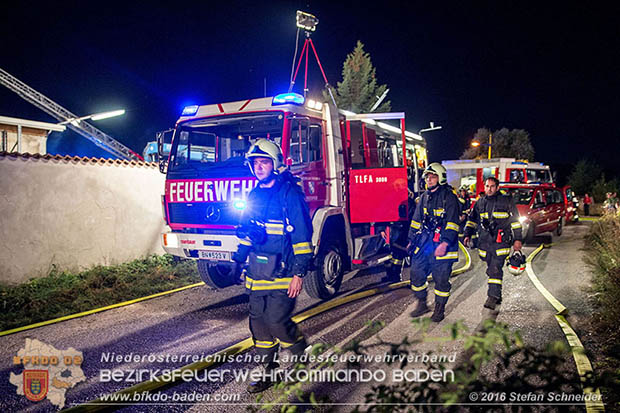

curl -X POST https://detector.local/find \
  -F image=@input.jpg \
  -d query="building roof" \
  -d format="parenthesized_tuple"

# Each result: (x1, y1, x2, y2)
(0, 151, 157, 168)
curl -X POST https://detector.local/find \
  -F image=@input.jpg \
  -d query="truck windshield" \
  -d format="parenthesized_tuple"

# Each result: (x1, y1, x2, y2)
(526, 169, 552, 183)
(168, 113, 284, 171)
(504, 188, 534, 205)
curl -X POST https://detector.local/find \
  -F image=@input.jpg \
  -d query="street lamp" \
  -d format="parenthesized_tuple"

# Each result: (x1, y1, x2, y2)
(58, 109, 125, 126)
(414, 122, 442, 193)
(471, 132, 492, 159)
(419, 121, 442, 135)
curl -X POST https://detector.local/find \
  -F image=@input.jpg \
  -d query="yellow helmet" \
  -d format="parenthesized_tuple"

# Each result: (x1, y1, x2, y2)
(423, 162, 447, 185)
(246, 139, 284, 175)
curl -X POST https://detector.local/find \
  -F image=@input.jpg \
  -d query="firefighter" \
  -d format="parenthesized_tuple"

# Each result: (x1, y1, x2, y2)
(463, 177, 523, 310)
(408, 162, 460, 322)
(232, 139, 312, 393)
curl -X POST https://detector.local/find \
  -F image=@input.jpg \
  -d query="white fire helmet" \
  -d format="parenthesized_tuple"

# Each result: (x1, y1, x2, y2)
(508, 250, 526, 275)
(423, 162, 448, 185)
(245, 139, 284, 176)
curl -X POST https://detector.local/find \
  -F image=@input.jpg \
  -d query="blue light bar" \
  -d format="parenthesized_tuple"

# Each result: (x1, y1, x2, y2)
(233, 199, 247, 210)
(181, 105, 199, 116)
(272, 93, 305, 105)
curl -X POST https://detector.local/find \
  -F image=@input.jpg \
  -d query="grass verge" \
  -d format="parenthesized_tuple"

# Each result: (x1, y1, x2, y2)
(0, 255, 200, 332)
(584, 214, 620, 409)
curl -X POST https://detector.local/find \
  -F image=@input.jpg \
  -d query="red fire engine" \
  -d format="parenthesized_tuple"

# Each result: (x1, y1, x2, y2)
(157, 93, 427, 299)
(443, 158, 554, 196)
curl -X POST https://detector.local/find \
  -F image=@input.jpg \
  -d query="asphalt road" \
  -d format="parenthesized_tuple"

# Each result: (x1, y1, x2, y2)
(0, 222, 597, 412)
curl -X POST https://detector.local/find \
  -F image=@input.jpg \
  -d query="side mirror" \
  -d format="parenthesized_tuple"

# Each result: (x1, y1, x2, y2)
(532, 202, 545, 209)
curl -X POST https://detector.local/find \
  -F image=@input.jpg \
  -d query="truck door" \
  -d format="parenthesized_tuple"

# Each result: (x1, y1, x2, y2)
(346, 120, 408, 224)
(286, 117, 327, 215)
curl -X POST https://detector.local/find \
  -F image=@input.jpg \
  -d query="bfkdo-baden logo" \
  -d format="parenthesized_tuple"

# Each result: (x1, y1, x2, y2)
(10, 338, 86, 409)
(24, 370, 49, 402)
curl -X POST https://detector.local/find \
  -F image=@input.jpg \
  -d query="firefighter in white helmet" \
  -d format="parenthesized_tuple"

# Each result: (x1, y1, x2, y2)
(232, 139, 313, 393)
(464, 177, 523, 310)
(407, 162, 460, 322)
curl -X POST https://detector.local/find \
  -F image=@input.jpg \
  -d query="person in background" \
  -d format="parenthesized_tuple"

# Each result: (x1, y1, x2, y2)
(604, 192, 619, 214)
(583, 193, 592, 216)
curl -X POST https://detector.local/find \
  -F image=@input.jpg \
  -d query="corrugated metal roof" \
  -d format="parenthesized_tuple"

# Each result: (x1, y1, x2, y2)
(0, 151, 158, 168)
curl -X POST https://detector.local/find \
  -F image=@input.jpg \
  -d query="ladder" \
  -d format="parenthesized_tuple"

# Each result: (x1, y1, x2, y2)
(0, 67, 141, 161)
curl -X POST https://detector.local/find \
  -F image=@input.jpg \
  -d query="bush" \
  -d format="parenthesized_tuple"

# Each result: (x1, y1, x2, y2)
(591, 174, 619, 203)
(585, 216, 620, 353)
(254, 319, 592, 412)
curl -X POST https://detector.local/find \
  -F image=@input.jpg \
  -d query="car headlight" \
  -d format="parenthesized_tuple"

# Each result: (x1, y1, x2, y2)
(519, 216, 528, 224)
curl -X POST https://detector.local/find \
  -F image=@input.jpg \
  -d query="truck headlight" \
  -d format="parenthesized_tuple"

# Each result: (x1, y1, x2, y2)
(163, 233, 179, 248)
(233, 199, 247, 211)
(519, 216, 528, 224)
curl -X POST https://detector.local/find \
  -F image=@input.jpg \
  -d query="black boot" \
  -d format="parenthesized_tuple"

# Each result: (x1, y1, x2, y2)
(430, 302, 445, 322)
(246, 362, 279, 393)
(410, 299, 431, 317)
(483, 296, 500, 310)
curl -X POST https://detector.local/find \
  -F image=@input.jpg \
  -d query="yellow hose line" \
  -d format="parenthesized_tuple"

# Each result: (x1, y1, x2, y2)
(526, 244, 604, 413)
(0, 282, 205, 337)
(64, 243, 472, 412)
(7, 242, 471, 338)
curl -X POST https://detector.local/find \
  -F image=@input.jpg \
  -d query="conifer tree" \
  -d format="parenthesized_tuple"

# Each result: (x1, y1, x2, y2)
(324, 41, 391, 113)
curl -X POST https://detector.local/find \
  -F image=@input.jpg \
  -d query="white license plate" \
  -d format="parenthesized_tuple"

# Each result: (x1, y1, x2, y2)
(198, 250, 231, 261)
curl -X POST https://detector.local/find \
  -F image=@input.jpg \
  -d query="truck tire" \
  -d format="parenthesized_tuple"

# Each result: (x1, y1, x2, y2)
(555, 217, 563, 236)
(197, 260, 236, 289)
(304, 240, 344, 300)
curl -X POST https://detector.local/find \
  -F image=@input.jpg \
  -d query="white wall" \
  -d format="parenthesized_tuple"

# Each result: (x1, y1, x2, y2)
(0, 154, 167, 284)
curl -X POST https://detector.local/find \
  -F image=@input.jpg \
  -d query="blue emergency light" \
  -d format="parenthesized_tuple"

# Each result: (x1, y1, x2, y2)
(233, 199, 247, 210)
(272, 93, 305, 105)
(181, 105, 199, 116)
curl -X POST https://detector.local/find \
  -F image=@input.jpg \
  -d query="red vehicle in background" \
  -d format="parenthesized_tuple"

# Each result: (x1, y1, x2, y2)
(500, 184, 566, 241)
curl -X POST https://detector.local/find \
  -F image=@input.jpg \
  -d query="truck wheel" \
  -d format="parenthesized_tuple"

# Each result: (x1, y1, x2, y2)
(197, 260, 236, 289)
(304, 241, 344, 300)
(555, 218, 563, 236)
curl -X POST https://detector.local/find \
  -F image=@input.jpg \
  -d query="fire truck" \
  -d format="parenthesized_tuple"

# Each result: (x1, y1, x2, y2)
(157, 93, 427, 299)
(442, 158, 554, 196)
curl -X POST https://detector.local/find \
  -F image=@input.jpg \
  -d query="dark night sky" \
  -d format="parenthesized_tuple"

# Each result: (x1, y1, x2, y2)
(1, 1, 619, 180)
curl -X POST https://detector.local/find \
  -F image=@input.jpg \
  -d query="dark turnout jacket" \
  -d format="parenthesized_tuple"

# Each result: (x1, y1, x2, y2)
(407, 185, 461, 261)
(232, 174, 313, 293)
(464, 192, 523, 247)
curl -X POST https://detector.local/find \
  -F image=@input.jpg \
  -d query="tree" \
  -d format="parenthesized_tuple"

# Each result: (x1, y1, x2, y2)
(592, 174, 619, 203)
(460, 127, 535, 160)
(323, 41, 391, 113)
(567, 159, 603, 196)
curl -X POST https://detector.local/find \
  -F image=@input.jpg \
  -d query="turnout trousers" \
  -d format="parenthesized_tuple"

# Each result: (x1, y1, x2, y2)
(249, 290, 307, 363)
(478, 238, 511, 299)
(410, 240, 455, 305)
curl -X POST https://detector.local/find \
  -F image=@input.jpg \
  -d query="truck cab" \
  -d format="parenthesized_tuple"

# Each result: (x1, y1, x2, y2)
(158, 93, 427, 299)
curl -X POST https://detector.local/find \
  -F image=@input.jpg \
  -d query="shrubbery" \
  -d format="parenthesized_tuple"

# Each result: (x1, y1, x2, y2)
(585, 216, 620, 353)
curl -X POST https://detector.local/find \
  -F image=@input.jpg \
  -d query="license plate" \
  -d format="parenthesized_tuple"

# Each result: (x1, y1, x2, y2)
(198, 250, 231, 261)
